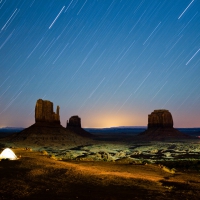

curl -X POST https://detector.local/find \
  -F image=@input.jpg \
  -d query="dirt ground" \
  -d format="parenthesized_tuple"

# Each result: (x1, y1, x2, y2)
(0, 149, 200, 200)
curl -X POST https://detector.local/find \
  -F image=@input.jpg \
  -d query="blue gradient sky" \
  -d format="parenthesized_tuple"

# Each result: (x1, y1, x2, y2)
(0, 0, 200, 128)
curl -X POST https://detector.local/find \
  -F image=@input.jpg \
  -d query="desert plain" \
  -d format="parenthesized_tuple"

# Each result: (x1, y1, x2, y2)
(0, 138, 200, 200)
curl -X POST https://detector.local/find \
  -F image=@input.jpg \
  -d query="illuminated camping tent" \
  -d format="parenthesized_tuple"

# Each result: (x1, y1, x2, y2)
(0, 148, 17, 160)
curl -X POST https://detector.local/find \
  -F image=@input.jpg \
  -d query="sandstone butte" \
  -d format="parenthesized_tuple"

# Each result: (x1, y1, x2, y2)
(3, 100, 192, 143)
(138, 109, 191, 140)
(66, 115, 92, 137)
(148, 109, 173, 129)
(5, 99, 92, 146)
(67, 116, 81, 128)
(35, 99, 60, 125)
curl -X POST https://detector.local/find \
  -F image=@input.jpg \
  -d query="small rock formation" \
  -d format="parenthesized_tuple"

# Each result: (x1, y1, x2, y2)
(66, 116, 81, 128)
(35, 99, 60, 124)
(148, 109, 173, 129)
(66, 116, 92, 137)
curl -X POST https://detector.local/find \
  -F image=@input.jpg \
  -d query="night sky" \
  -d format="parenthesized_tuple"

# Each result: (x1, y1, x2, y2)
(0, 0, 200, 128)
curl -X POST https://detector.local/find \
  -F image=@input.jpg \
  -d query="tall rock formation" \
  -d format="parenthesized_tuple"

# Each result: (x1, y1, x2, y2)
(35, 99, 60, 124)
(4, 99, 93, 147)
(148, 109, 173, 129)
(137, 109, 191, 140)
(67, 116, 81, 128)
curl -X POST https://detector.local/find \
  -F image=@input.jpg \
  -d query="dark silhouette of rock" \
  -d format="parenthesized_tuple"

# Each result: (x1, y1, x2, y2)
(66, 116, 92, 137)
(35, 99, 60, 125)
(67, 116, 81, 128)
(7, 123, 92, 148)
(137, 109, 192, 141)
(2, 99, 94, 147)
(148, 109, 173, 129)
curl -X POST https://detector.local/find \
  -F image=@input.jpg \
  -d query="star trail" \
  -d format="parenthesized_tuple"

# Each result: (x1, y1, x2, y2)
(0, 0, 200, 128)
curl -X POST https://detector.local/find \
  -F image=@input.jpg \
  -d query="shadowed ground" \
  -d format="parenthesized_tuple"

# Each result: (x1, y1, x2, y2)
(0, 149, 200, 200)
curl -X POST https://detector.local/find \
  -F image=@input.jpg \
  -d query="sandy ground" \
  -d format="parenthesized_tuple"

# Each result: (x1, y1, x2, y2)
(0, 149, 200, 200)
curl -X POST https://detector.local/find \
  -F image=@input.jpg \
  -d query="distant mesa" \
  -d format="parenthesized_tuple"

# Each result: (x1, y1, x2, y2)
(35, 99, 60, 125)
(138, 109, 191, 141)
(67, 116, 81, 128)
(148, 109, 173, 129)
(66, 115, 92, 138)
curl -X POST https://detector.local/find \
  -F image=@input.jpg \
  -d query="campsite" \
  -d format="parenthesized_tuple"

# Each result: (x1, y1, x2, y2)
(0, 147, 200, 199)
(0, 148, 18, 160)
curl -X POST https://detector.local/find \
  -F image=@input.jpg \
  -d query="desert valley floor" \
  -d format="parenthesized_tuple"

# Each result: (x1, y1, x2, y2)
(0, 138, 200, 200)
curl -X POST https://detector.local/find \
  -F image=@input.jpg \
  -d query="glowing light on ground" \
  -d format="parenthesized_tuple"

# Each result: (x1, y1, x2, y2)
(0, 148, 17, 160)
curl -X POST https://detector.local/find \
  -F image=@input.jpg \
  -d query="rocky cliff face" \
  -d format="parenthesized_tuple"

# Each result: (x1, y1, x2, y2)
(148, 109, 173, 129)
(67, 116, 81, 128)
(35, 99, 60, 124)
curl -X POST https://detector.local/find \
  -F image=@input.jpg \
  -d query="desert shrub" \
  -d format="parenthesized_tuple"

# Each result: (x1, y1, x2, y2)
(150, 149, 158, 153)
(82, 146, 90, 151)
(94, 152, 113, 161)
(24, 147, 32, 151)
(142, 160, 151, 165)
(65, 152, 72, 159)
(163, 152, 171, 157)
(115, 151, 126, 157)
(49, 154, 57, 160)
(164, 185, 176, 190)
(162, 166, 176, 174)
(41, 150, 48, 155)
(156, 160, 200, 171)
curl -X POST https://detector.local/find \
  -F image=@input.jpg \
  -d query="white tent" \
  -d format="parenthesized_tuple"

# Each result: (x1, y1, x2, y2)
(0, 148, 18, 160)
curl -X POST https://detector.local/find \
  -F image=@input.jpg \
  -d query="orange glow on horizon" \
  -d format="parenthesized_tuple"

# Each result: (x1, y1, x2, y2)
(82, 112, 147, 128)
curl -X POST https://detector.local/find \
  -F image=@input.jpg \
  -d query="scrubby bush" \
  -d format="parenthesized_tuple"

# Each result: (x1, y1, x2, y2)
(49, 154, 57, 160)
(41, 150, 48, 155)
(161, 166, 176, 174)
(156, 160, 200, 171)
(65, 152, 73, 159)
(115, 151, 126, 157)
(142, 160, 152, 165)
(94, 151, 113, 161)
(24, 147, 32, 151)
